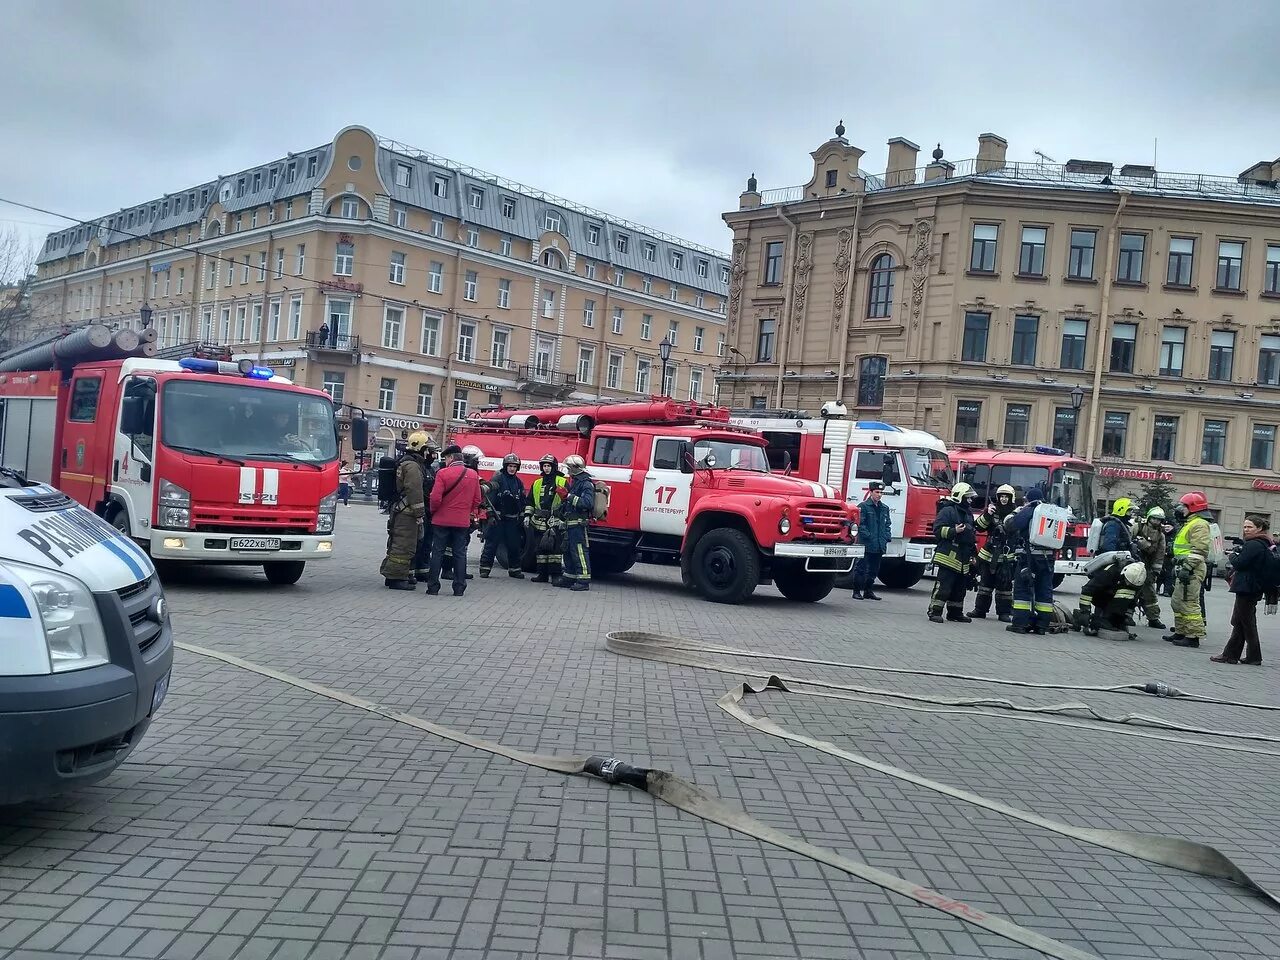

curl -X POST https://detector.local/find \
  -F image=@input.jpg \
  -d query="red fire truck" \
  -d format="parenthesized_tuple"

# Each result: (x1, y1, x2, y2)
(729, 405, 952, 589)
(451, 399, 861, 604)
(0, 354, 353, 585)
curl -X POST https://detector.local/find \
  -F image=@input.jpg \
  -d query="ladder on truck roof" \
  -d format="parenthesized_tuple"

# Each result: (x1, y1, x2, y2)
(468, 398, 734, 431)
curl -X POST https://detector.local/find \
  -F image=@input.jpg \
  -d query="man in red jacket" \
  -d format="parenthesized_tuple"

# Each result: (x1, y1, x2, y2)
(426, 443, 483, 596)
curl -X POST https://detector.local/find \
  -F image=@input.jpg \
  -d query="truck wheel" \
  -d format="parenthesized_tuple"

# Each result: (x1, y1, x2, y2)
(877, 559, 924, 590)
(264, 561, 306, 585)
(690, 529, 759, 604)
(591, 547, 637, 577)
(772, 561, 835, 602)
(107, 504, 130, 535)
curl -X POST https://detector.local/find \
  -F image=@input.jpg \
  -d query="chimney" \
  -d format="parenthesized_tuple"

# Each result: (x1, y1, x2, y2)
(976, 133, 1008, 173)
(924, 144, 954, 182)
(885, 138, 920, 188)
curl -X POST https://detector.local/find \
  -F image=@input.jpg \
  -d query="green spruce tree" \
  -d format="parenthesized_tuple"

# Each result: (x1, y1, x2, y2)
(1136, 476, 1177, 517)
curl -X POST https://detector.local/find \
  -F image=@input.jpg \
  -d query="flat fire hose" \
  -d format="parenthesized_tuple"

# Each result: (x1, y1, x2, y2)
(603, 631, 1280, 911)
(175, 640, 1099, 960)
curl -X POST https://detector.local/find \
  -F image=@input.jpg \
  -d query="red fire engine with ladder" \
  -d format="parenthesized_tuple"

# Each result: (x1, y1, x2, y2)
(451, 399, 860, 604)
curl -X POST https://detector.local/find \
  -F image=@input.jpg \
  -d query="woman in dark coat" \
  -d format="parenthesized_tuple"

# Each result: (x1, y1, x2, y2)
(1211, 515, 1277, 665)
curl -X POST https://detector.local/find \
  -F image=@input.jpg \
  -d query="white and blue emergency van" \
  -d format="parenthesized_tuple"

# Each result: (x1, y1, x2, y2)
(0, 467, 173, 804)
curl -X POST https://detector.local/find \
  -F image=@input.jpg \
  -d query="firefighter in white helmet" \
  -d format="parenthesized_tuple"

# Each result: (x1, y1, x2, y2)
(968, 483, 1018, 622)
(1073, 557, 1147, 640)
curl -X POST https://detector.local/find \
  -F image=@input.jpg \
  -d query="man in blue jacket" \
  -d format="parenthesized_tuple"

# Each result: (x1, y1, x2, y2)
(1007, 486, 1056, 635)
(852, 481, 892, 600)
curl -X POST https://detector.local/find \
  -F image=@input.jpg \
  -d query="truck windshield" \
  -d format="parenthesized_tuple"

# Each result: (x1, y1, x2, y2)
(904, 448, 953, 488)
(694, 439, 769, 472)
(160, 380, 338, 463)
(1050, 467, 1095, 523)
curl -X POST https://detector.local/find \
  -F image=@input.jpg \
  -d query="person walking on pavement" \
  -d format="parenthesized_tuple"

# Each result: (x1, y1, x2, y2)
(1167, 491, 1213, 647)
(852, 481, 892, 600)
(411, 438, 440, 582)
(559, 455, 595, 591)
(524, 454, 568, 583)
(1007, 486, 1056, 635)
(1132, 507, 1168, 629)
(480, 454, 528, 579)
(425, 443, 482, 596)
(1211, 515, 1278, 665)
(968, 483, 1017, 622)
(338, 460, 354, 506)
(378, 433, 431, 590)
(927, 482, 977, 623)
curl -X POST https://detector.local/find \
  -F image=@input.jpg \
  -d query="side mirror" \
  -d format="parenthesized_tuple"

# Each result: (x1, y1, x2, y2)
(350, 416, 369, 452)
(679, 442, 695, 474)
(880, 453, 896, 488)
(120, 395, 147, 436)
(703, 454, 717, 468)
(782, 449, 793, 476)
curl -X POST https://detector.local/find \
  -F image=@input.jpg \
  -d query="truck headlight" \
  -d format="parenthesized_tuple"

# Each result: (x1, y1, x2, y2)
(6, 561, 109, 673)
(158, 479, 191, 529)
(317, 489, 338, 534)
(778, 516, 791, 535)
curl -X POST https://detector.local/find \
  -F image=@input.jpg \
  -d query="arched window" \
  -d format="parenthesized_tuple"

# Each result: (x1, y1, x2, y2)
(867, 253, 895, 318)
(857, 355, 888, 407)
(541, 248, 566, 270)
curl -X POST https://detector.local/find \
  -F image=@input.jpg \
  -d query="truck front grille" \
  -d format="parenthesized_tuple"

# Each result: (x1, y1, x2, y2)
(797, 502, 848, 540)
(192, 506, 313, 533)
(116, 577, 164, 655)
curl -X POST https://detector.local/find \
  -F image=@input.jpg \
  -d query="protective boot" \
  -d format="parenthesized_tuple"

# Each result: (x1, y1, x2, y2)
(946, 606, 972, 623)
(531, 563, 550, 583)
(967, 590, 992, 619)
(414, 569, 431, 583)
(1147, 617, 1167, 629)
(479, 567, 491, 578)
(508, 569, 525, 579)
(385, 578, 416, 591)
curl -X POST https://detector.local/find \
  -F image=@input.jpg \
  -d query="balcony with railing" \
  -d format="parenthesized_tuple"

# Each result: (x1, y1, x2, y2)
(305, 330, 361, 361)
(516, 363, 577, 398)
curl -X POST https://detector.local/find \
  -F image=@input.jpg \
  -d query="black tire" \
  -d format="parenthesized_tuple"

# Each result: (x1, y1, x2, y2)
(877, 558, 925, 590)
(591, 547, 637, 577)
(1053, 573, 1066, 588)
(107, 504, 130, 534)
(772, 561, 835, 602)
(264, 561, 306, 585)
(689, 528, 759, 604)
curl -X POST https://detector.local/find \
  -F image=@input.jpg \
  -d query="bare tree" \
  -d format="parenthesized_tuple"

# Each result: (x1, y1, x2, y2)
(0, 226, 38, 351)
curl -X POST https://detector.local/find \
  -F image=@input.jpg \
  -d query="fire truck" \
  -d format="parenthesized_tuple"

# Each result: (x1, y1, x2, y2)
(949, 445, 1097, 581)
(451, 399, 861, 604)
(729, 404, 952, 589)
(0, 329, 358, 585)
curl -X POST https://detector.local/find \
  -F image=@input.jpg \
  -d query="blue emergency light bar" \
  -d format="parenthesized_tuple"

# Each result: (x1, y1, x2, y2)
(1033, 445, 1067, 457)
(178, 357, 275, 380)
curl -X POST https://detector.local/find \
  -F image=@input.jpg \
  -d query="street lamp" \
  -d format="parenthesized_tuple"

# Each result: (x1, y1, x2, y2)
(1069, 384, 1085, 455)
(658, 338, 672, 397)
(139, 302, 153, 328)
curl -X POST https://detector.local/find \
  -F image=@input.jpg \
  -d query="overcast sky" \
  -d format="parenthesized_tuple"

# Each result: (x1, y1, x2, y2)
(2, 0, 1278, 267)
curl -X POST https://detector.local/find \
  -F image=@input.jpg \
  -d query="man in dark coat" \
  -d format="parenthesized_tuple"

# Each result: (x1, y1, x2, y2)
(1007, 485, 1056, 635)
(927, 482, 977, 623)
(852, 481, 892, 600)
(480, 453, 528, 579)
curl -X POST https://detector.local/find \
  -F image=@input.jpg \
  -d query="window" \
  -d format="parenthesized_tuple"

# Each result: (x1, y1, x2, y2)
(467, 228, 479, 248)
(961, 311, 989, 362)
(382, 306, 404, 349)
(695, 293, 704, 309)
(491, 327, 510, 367)
(696, 259, 708, 279)
(226, 257, 235, 286)
(275, 248, 284, 279)
(969, 224, 998, 273)
(867, 253, 895, 317)
(665, 321, 679, 346)
(219, 306, 231, 341)
(1251, 424, 1276, 470)
(501, 196, 516, 218)
(327, 298, 352, 337)
(378, 378, 396, 411)
(1068, 229, 1097, 279)
(1117, 233, 1145, 283)
(251, 302, 264, 341)
(431, 217, 444, 238)
(694, 326, 705, 351)
(177, 267, 185, 293)
(268, 300, 281, 341)
(322, 371, 345, 404)
(612, 307, 623, 335)
(614, 269, 625, 287)
(578, 345, 595, 384)
(468, 186, 484, 210)
(421, 312, 441, 355)
(288, 296, 301, 339)
(500, 236, 512, 257)
(1011, 314, 1039, 366)
(717, 333, 725, 357)
(428, 261, 444, 294)
(68, 377, 101, 422)
(395, 162, 412, 187)
(689, 368, 703, 401)
(341, 197, 358, 219)
(488, 391, 503, 408)
(1151, 415, 1179, 461)
(1207, 330, 1236, 381)
(1101, 412, 1129, 458)
(616, 233, 630, 254)
(856, 355, 888, 407)
(756, 318, 776, 362)
(497, 278, 511, 309)
(295, 243, 305, 275)
(661, 363, 676, 397)
(1260, 334, 1280, 385)
(1052, 407, 1078, 452)
(1217, 240, 1244, 290)
(635, 357, 651, 394)
(1161, 236, 1195, 287)
(642, 242, 656, 262)
(463, 271, 478, 302)
(672, 251, 684, 270)
(1018, 226, 1047, 276)
(607, 352, 623, 389)
(955, 400, 982, 443)
(416, 384, 433, 417)
(394, 206, 407, 228)
(578, 299, 594, 327)
(1159, 326, 1186, 377)
(306, 155, 317, 177)
(593, 436, 634, 466)
(720, 265, 730, 283)
(452, 388, 468, 420)
(235, 304, 247, 340)
(205, 262, 214, 290)
(334, 241, 354, 276)
(236, 177, 246, 198)
(1201, 419, 1228, 465)
(641, 314, 652, 340)
(750, 396, 767, 411)
(285, 200, 293, 221)
(669, 286, 680, 303)
(457, 321, 476, 362)
(200, 305, 214, 340)
(1060, 319, 1088, 370)
(587, 224, 600, 245)
(163, 270, 172, 296)
(241, 255, 251, 284)
(544, 211, 562, 233)
(642, 277, 652, 294)
(584, 261, 595, 280)
(542, 288, 556, 318)
(763, 241, 784, 284)
(1003, 403, 1030, 447)
(1266, 244, 1280, 294)
(1109, 322, 1137, 374)
(432, 175, 449, 199)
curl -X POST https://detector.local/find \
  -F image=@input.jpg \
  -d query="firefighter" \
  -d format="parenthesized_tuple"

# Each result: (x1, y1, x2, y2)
(1007, 486, 1056, 635)
(927, 482, 977, 623)
(967, 483, 1017, 622)
(480, 454, 528, 579)
(411, 438, 441, 582)
(1073, 556, 1147, 639)
(1098, 497, 1135, 554)
(1132, 506, 1168, 629)
(1167, 491, 1213, 647)
(559, 454, 595, 591)
(524, 454, 568, 583)
(378, 432, 431, 590)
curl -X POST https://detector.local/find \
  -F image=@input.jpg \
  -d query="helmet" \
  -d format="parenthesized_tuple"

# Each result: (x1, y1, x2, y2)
(995, 484, 1015, 500)
(1122, 562, 1147, 587)
(564, 454, 586, 475)
(1145, 506, 1165, 521)
(1179, 491, 1209, 513)
(1111, 497, 1132, 518)
(539, 453, 557, 471)
(502, 453, 520, 469)
(461, 444, 482, 468)
(950, 482, 973, 501)
(406, 431, 431, 453)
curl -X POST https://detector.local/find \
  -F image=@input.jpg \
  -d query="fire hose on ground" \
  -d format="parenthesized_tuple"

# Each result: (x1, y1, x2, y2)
(175, 634, 1280, 960)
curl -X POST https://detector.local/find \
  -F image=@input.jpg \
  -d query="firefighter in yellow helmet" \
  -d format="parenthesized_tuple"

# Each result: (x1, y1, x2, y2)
(379, 431, 431, 590)
(927, 482, 977, 623)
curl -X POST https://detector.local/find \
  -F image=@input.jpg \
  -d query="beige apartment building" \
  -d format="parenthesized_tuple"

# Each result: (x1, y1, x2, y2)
(721, 122, 1280, 529)
(30, 124, 730, 458)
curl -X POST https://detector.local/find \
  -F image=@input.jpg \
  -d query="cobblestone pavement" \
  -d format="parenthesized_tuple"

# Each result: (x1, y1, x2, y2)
(4, 504, 1280, 960)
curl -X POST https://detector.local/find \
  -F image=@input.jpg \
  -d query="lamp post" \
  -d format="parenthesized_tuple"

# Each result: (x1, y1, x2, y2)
(1069, 384, 1085, 456)
(658, 338, 672, 397)
(139, 302, 153, 329)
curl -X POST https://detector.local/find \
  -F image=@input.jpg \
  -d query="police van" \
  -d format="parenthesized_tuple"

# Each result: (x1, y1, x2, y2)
(0, 467, 173, 804)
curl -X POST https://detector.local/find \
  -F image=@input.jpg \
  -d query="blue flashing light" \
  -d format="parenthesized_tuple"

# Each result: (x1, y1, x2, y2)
(1034, 445, 1067, 456)
(855, 421, 901, 432)
(247, 366, 275, 380)
(178, 357, 220, 373)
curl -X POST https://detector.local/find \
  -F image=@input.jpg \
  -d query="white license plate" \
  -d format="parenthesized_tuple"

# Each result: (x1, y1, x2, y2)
(150, 670, 170, 716)
(822, 546, 851, 556)
(230, 537, 281, 551)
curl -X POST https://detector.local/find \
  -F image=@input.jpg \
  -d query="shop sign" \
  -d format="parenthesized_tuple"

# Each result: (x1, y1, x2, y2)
(377, 416, 423, 431)
(455, 378, 501, 391)
(151, 262, 172, 273)
(1253, 478, 1280, 492)
(262, 357, 294, 368)
(319, 278, 364, 296)
(1098, 466, 1174, 481)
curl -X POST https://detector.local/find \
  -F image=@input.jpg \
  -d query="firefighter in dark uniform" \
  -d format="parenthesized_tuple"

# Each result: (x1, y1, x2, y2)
(968, 483, 1017, 622)
(927, 482, 977, 623)
(480, 453, 528, 578)
(524, 454, 568, 583)
(412, 438, 440, 582)
(1007, 485, 1056, 634)
(1073, 557, 1147, 638)
(379, 432, 431, 590)
(560, 454, 594, 592)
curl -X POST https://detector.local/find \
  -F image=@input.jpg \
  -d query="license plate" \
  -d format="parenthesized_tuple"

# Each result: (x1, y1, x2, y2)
(230, 537, 281, 551)
(822, 546, 850, 556)
(150, 670, 170, 716)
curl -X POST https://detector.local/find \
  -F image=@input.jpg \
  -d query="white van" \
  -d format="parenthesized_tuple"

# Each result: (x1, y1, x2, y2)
(0, 468, 173, 804)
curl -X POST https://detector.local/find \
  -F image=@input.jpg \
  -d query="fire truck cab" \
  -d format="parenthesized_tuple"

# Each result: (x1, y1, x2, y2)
(730, 404, 952, 589)
(452, 400, 861, 604)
